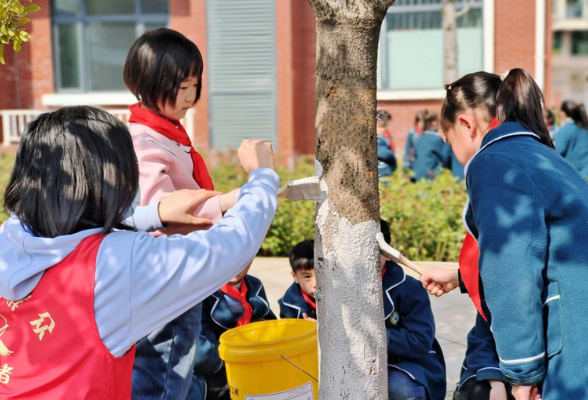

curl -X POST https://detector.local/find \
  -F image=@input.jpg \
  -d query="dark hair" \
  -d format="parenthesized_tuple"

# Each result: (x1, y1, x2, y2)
(424, 112, 439, 131)
(4, 106, 139, 238)
(561, 100, 588, 129)
(543, 108, 555, 126)
(289, 240, 314, 273)
(380, 219, 391, 246)
(124, 28, 204, 112)
(415, 109, 429, 125)
(441, 69, 554, 148)
(377, 109, 392, 126)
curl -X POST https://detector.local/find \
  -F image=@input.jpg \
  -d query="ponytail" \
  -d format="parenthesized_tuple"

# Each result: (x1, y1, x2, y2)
(496, 69, 554, 148)
(561, 100, 588, 129)
(441, 69, 554, 149)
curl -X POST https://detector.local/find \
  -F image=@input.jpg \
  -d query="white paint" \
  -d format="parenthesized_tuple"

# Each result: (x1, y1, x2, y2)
(315, 159, 324, 178)
(483, 0, 495, 73)
(535, 0, 546, 90)
(315, 194, 388, 400)
(245, 382, 314, 400)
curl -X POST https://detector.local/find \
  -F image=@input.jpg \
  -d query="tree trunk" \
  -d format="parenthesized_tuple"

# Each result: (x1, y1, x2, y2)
(442, 0, 459, 84)
(306, 1, 394, 399)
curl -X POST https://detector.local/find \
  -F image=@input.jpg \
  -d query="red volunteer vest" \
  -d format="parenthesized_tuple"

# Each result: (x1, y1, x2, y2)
(0, 234, 136, 399)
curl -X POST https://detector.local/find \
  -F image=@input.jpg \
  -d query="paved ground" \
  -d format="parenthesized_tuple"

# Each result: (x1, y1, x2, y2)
(250, 257, 477, 399)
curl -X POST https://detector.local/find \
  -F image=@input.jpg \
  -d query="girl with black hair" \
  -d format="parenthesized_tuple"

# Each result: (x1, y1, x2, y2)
(123, 28, 250, 399)
(420, 69, 588, 400)
(0, 106, 278, 400)
(555, 100, 588, 179)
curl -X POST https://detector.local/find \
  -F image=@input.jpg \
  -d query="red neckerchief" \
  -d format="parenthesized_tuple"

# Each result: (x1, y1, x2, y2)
(381, 264, 387, 279)
(415, 126, 423, 135)
(458, 118, 500, 322)
(221, 280, 253, 326)
(300, 289, 316, 312)
(384, 131, 395, 152)
(128, 103, 214, 190)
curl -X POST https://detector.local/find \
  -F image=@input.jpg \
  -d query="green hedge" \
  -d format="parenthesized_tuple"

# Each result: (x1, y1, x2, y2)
(1, 150, 467, 261)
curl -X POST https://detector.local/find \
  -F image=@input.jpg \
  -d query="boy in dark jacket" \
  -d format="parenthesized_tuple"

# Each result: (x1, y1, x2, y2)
(278, 240, 317, 321)
(377, 109, 398, 180)
(190, 262, 277, 400)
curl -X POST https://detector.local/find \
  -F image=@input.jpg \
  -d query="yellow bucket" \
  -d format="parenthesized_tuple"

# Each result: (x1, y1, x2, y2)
(219, 319, 319, 400)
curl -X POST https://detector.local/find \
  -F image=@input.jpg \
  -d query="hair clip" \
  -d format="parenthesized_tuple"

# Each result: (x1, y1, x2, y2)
(444, 84, 452, 91)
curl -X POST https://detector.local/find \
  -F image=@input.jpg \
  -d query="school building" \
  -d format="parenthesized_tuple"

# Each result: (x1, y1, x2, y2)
(0, 0, 554, 164)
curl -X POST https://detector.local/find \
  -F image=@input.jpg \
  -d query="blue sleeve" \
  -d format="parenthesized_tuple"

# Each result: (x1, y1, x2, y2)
(123, 202, 164, 232)
(94, 168, 280, 358)
(555, 125, 571, 157)
(259, 285, 277, 320)
(468, 155, 547, 386)
(193, 322, 223, 375)
(378, 138, 397, 166)
(464, 313, 505, 382)
(386, 279, 436, 360)
(403, 132, 414, 169)
(278, 298, 301, 319)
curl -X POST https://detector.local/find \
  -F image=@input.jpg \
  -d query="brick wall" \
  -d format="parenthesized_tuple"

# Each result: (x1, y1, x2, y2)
(494, 0, 536, 75)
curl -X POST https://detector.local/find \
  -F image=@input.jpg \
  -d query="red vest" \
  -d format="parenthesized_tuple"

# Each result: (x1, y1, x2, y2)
(0, 234, 136, 399)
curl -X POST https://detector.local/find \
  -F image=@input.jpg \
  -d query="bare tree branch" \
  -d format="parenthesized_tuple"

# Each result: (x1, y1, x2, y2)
(456, 0, 474, 18)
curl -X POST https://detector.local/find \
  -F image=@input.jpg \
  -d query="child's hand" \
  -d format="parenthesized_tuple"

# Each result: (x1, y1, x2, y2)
(158, 189, 220, 228)
(489, 380, 508, 400)
(220, 189, 240, 214)
(302, 313, 317, 323)
(238, 139, 276, 173)
(512, 385, 542, 400)
(420, 266, 459, 297)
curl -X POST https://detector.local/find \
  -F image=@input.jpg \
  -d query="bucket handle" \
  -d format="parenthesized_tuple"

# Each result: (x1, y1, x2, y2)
(280, 355, 318, 382)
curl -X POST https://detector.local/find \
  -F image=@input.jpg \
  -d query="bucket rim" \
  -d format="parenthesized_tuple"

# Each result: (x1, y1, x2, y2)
(220, 319, 317, 347)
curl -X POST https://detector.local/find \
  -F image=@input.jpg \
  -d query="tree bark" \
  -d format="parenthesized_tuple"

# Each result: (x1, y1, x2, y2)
(306, 1, 394, 399)
(442, 0, 459, 85)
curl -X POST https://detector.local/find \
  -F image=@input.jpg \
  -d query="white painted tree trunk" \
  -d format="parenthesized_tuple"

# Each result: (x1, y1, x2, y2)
(306, 1, 395, 398)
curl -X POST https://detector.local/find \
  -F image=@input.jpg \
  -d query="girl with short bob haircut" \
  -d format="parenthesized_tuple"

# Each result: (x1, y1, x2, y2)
(123, 27, 246, 399)
(422, 69, 588, 400)
(555, 100, 588, 179)
(0, 106, 278, 400)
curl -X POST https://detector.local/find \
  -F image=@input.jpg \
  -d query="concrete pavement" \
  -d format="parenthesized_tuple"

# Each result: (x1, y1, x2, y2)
(249, 257, 477, 399)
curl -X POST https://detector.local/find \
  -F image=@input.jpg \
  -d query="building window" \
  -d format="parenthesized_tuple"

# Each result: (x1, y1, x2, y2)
(553, 31, 563, 56)
(572, 31, 588, 55)
(566, 0, 585, 18)
(52, 0, 169, 93)
(378, 0, 484, 91)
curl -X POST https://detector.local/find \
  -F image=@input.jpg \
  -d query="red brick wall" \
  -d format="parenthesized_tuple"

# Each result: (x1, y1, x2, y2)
(291, 0, 316, 158)
(170, 0, 210, 151)
(376, 100, 444, 157)
(494, 0, 536, 75)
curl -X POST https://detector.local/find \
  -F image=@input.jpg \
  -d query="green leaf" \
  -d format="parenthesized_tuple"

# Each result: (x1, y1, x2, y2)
(24, 4, 41, 13)
(13, 38, 21, 52)
(0, 25, 6, 36)
(18, 30, 29, 41)
(16, 17, 30, 26)
(0, 44, 4, 65)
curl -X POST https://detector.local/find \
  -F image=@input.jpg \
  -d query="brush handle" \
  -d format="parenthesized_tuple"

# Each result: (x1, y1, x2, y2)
(397, 254, 429, 276)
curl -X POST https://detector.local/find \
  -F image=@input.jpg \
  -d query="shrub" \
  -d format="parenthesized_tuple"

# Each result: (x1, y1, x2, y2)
(0, 150, 467, 261)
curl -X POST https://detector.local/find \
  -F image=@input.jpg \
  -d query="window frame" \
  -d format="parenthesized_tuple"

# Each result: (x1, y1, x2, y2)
(52, 0, 169, 93)
(377, 0, 494, 100)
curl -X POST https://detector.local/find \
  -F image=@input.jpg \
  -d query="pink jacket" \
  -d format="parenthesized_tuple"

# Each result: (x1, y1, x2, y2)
(130, 123, 222, 224)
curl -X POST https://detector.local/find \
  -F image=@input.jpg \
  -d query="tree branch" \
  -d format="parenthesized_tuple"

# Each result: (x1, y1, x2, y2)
(456, 0, 474, 18)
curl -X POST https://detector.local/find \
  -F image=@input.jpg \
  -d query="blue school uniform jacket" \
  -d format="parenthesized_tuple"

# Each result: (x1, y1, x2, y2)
(463, 121, 588, 399)
(412, 130, 450, 181)
(378, 136, 397, 178)
(403, 128, 420, 171)
(457, 312, 505, 391)
(193, 275, 277, 376)
(383, 261, 446, 400)
(443, 143, 464, 180)
(278, 282, 316, 320)
(555, 120, 588, 179)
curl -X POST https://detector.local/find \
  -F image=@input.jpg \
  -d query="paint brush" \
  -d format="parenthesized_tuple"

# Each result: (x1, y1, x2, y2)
(376, 232, 429, 276)
(277, 176, 322, 202)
